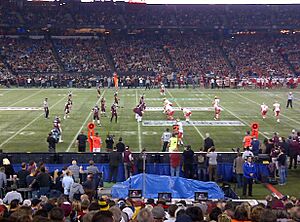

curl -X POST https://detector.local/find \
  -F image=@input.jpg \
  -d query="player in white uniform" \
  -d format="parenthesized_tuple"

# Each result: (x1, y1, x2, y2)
(176, 119, 184, 145)
(160, 83, 165, 96)
(213, 96, 221, 120)
(165, 104, 175, 120)
(273, 101, 281, 122)
(163, 99, 172, 114)
(212, 96, 220, 108)
(260, 103, 268, 119)
(181, 108, 192, 122)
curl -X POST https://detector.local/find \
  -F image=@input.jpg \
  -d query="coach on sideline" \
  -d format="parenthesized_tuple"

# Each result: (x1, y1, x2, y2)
(76, 131, 88, 152)
(243, 156, 257, 197)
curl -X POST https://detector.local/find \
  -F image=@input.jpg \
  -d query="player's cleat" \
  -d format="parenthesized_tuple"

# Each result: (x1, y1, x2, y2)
(277, 119, 280, 123)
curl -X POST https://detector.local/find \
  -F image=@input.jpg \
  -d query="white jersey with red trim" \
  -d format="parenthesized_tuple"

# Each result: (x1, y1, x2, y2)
(177, 121, 183, 133)
(273, 103, 281, 112)
(160, 84, 165, 92)
(182, 108, 192, 116)
(213, 98, 220, 108)
(164, 99, 172, 106)
(166, 104, 174, 112)
(261, 104, 268, 112)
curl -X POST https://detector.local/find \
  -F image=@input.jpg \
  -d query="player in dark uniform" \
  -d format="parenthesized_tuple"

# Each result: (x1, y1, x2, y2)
(114, 92, 119, 104)
(64, 101, 71, 119)
(53, 116, 63, 142)
(97, 84, 101, 98)
(100, 97, 106, 116)
(134, 104, 143, 122)
(92, 105, 101, 126)
(139, 94, 146, 111)
(110, 103, 118, 123)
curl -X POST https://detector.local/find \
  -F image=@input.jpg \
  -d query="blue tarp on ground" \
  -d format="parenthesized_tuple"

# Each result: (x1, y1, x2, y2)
(111, 174, 225, 199)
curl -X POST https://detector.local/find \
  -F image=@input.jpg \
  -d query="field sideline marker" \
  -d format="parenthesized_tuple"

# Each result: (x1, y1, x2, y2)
(233, 91, 300, 127)
(66, 89, 106, 152)
(166, 89, 205, 140)
(135, 90, 142, 151)
(197, 89, 270, 139)
(0, 95, 67, 148)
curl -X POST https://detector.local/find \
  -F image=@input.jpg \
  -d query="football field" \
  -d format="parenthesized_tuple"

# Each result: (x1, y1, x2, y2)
(0, 87, 300, 153)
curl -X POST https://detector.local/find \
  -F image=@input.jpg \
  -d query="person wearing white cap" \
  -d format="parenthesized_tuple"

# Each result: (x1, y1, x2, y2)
(122, 206, 134, 221)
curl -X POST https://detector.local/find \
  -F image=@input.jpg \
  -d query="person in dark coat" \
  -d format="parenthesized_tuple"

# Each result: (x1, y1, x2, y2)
(116, 137, 125, 153)
(108, 147, 122, 183)
(288, 138, 299, 169)
(182, 145, 195, 179)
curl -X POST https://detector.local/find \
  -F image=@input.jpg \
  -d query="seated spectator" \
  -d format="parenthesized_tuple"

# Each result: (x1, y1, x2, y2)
(69, 178, 84, 202)
(3, 188, 23, 204)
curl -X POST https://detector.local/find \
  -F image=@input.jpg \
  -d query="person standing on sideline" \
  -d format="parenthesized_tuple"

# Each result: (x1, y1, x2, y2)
(47, 132, 57, 153)
(168, 133, 178, 152)
(243, 131, 252, 150)
(91, 132, 102, 152)
(233, 152, 244, 189)
(286, 92, 293, 108)
(207, 147, 218, 181)
(123, 146, 134, 180)
(161, 128, 172, 152)
(76, 131, 88, 152)
(170, 148, 181, 177)
(182, 145, 194, 179)
(116, 137, 125, 153)
(43, 98, 49, 119)
(203, 133, 214, 152)
(242, 156, 256, 197)
(277, 148, 287, 185)
(108, 147, 122, 183)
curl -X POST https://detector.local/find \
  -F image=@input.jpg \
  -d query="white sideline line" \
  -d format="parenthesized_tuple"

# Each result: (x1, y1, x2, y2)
(198, 89, 269, 139)
(0, 95, 67, 148)
(166, 89, 205, 140)
(135, 90, 142, 151)
(66, 90, 106, 152)
(8, 90, 42, 107)
(233, 91, 300, 127)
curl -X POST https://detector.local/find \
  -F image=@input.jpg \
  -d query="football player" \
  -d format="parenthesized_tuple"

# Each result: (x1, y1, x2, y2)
(92, 105, 101, 126)
(260, 103, 268, 119)
(181, 107, 192, 122)
(273, 101, 281, 123)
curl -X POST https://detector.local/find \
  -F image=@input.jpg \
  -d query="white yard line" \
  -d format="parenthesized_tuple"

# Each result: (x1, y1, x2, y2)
(198, 89, 269, 139)
(0, 95, 67, 148)
(66, 90, 106, 152)
(8, 90, 42, 107)
(135, 90, 142, 151)
(166, 89, 205, 140)
(232, 91, 300, 127)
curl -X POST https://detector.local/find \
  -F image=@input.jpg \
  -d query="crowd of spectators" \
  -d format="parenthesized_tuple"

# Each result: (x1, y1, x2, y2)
(108, 38, 172, 73)
(0, 38, 60, 73)
(54, 39, 111, 73)
(167, 35, 231, 76)
(3, 2, 300, 29)
(222, 36, 293, 77)
(0, 160, 299, 222)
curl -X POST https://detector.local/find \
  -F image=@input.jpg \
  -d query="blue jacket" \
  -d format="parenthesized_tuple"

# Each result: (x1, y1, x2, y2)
(243, 162, 257, 179)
